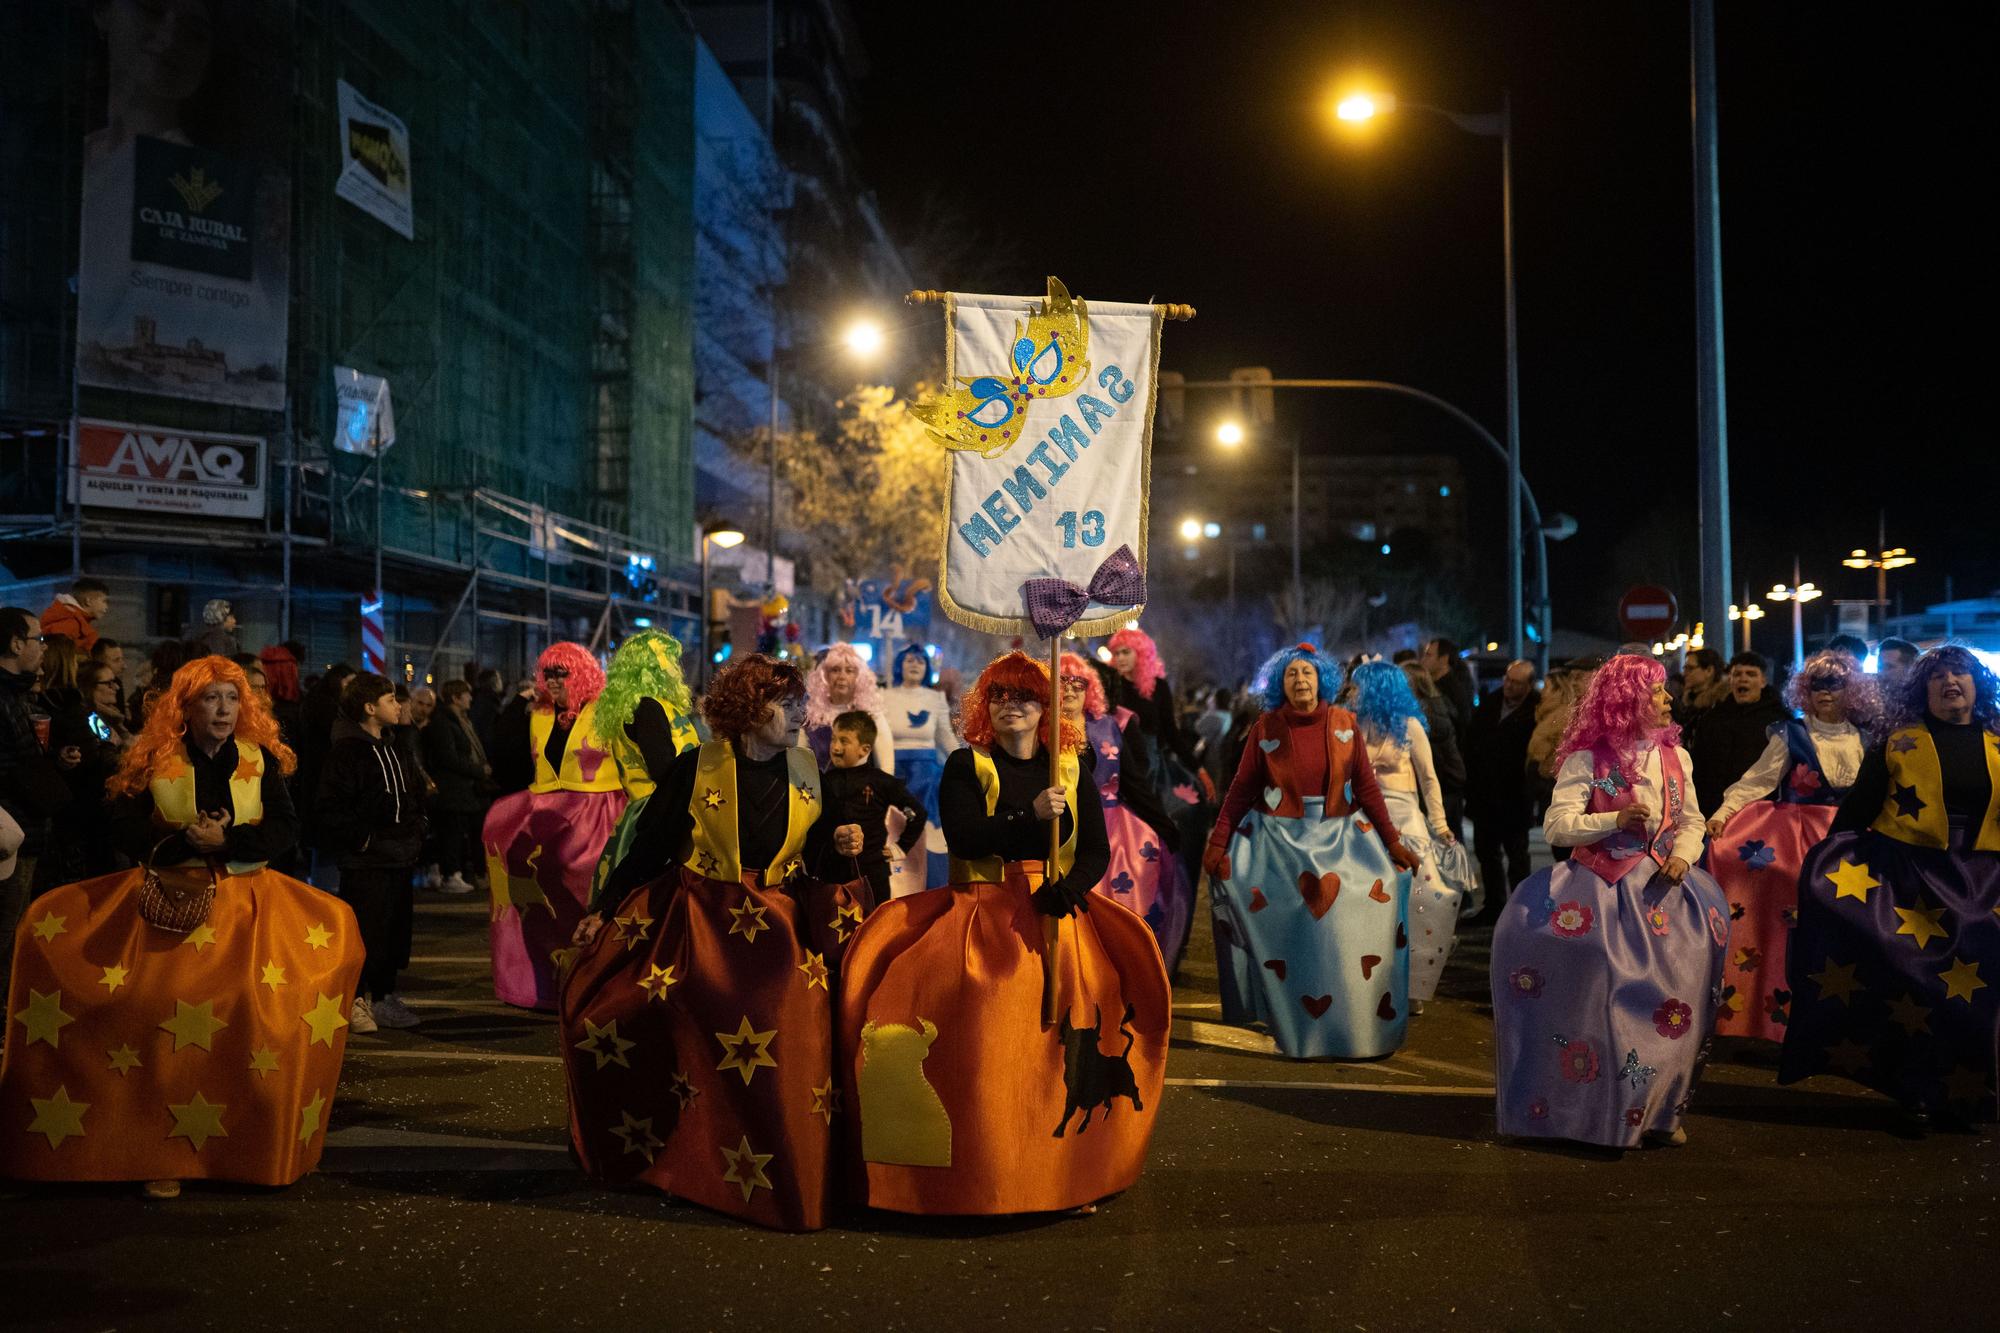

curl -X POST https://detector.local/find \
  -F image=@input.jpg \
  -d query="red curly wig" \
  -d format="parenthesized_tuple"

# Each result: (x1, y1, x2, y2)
(702, 654, 806, 742)
(960, 651, 1085, 753)
(1058, 650, 1108, 720)
(108, 656, 296, 798)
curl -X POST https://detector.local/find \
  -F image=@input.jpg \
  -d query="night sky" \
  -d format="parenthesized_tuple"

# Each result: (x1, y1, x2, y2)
(853, 1, 1993, 642)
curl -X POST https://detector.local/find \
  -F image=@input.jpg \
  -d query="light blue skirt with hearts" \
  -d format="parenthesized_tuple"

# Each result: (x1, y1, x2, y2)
(1210, 798, 1411, 1058)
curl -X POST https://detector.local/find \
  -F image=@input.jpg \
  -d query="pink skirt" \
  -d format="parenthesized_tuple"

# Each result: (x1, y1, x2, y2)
(1094, 804, 1191, 968)
(483, 788, 627, 1009)
(1709, 800, 1835, 1042)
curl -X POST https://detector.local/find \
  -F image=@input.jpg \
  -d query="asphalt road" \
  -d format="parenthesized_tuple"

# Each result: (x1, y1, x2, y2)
(5, 848, 1994, 1331)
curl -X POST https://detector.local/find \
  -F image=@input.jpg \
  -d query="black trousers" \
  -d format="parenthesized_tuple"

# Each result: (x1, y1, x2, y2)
(432, 810, 483, 879)
(343, 864, 414, 999)
(1472, 815, 1533, 907)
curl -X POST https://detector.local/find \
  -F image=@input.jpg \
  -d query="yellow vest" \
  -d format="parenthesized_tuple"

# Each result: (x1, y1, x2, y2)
(1871, 725, 2000, 851)
(949, 746, 1080, 885)
(150, 741, 266, 874)
(684, 739, 821, 885)
(529, 699, 624, 794)
(610, 700, 701, 800)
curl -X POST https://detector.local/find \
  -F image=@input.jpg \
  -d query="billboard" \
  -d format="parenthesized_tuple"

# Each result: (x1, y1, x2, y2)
(335, 80, 414, 239)
(70, 418, 267, 521)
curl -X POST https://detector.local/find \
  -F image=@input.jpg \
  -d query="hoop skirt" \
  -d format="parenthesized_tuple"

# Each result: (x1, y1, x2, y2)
(1708, 801, 1836, 1041)
(484, 788, 627, 1009)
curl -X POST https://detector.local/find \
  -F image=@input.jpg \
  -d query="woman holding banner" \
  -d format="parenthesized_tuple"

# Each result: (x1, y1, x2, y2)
(1204, 644, 1420, 1058)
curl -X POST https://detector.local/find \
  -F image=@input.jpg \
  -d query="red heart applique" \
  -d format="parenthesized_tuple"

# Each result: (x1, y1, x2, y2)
(1298, 871, 1341, 919)
(1360, 954, 1382, 980)
(1264, 959, 1288, 981)
(1377, 992, 1398, 1021)
(1247, 888, 1269, 913)
(1301, 994, 1333, 1018)
(1356, 820, 1372, 833)
(1368, 878, 1391, 903)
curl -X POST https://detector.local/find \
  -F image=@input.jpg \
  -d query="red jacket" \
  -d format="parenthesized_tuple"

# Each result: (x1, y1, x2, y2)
(1209, 703, 1405, 854)
(37, 598, 96, 653)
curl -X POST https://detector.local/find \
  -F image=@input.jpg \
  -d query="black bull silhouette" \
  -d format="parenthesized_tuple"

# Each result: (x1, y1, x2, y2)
(1054, 1002, 1142, 1137)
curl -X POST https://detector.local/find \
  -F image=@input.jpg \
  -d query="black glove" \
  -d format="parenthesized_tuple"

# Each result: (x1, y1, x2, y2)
(1031, 874, 1093, 918)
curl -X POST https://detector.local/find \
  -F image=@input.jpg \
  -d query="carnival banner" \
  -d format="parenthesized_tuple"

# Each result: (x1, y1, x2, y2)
(70, 417, 267, 521)
(333, 365, 397, 456)
(335, 80, 415, 240)
(913, 278, 1163, 638)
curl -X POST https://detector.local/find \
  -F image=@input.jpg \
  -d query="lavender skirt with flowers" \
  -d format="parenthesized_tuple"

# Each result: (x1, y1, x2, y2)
(1491, 858, 1729, 1146)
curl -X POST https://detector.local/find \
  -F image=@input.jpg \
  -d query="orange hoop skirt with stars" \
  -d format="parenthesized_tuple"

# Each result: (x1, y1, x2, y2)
(0, 867, 363, 1185)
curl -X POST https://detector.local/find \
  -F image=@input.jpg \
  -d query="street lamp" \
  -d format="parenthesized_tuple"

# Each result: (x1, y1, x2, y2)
(1842, 521, 1916, 637)
(1767, 557, 1822, 670)
(765, 319, 889, 586)
(1330, 85, 1525, 664)
(1728, 599, 1766, 652)
(699, 519, 745, 687)
(1216, 418, 1301, 623)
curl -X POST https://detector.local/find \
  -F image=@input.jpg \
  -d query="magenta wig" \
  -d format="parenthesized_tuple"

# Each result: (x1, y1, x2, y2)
(1785, 650, 1881, 735)
(535, 641, 605, 728)
(1107, 627, 1165, 700)
(1555, 653, 1680, 768)
(804, 641, 881, 729)
(1059, 651, 1108, 719)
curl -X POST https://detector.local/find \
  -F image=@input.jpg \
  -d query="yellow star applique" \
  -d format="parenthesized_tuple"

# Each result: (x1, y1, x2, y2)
(668, 1070, 699, 1110)
(160, 998, 227, 1052)
(183, 923, 219, 952)
(16, 989, 75, 1049)
(828, 902, 863, 944)
(714, 1016, 777, 1086)
(796, 951, 829, 991)
(232, 751, 261, 784)
(301, 992, 349, 1047)
(1807, 959, 1861, 1005)
(167, 1091, 228, 1153)
(1886, 993, 1931, 1036)
(577, 1017, 636, 1070)
(611, 912, 654, 948)
(304, 922, 333, 951)
(719, 1134, 774, 1202)
(1893, 899, 1948, 951)
(809, 1077, 840, 1125)
(107, 1044, 142, 1075)
(260, 961, 288, 992)
(637, 963, 680, 1002)
(249, 1047, 280, 1077)
(99, 964, 131, 994)
(702, 786, 728, 810)
(1939, 957, 1988, 1004)
(1824, 859, 1880, 904)
(796, 783, 816, 804)
(1825, 1039, 1871, 1075)
(611, 1111, 663, 1164)
(30, 913, 66, 943)
(727, 899, 770, 944)
(297, 1091, 327, 1145)
(26, 1086, 89, 1148)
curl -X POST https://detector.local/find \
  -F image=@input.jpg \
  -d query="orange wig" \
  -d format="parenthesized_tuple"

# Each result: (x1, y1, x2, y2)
(959, 651, 1084, 754)
(108, 656, 297, 797)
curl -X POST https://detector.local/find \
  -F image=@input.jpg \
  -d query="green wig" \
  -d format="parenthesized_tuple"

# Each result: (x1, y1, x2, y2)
(592, 629, 694, 744)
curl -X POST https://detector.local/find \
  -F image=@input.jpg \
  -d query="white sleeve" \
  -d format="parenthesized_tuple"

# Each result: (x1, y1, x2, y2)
(932, 690, 957, 755)
(1542, 750, 1622, 847)
(1671, 747, 1708, 863)
(872, 706, 896, 773)
(1714, 731, 1787, 822)
(1407, 717, 1449, 836)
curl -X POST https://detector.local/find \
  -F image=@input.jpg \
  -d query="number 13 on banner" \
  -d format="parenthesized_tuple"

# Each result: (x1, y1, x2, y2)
(1055, 510, 1106, 549)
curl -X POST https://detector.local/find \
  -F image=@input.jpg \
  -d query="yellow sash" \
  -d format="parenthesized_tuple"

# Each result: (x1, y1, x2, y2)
(684, 739, 821, 885)
(529, 699, 624, 794)
(1871, 725, 2000, 851)
(149, 741, 267, 874)
(610, 700, 702, 800)
(949, 746, 1080, 885)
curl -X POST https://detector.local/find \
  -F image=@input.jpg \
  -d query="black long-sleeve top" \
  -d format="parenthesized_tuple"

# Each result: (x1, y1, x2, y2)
(625, 697, 681, 784)
(592, 743, 794, 913)
(805, 764, 926, 876)
(938, 744, 1109, 891)
(1833, 714, 1994, 838)
(107, 740, 300, 867)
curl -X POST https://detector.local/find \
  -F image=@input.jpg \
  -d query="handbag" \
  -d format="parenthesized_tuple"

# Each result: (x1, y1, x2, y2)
(136, 835, 218, 934)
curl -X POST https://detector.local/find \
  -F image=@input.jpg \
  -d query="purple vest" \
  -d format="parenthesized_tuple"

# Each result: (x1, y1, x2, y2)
(1774, 719, 1843, 807)
(1570, 743, 1686, 884)
(1087, 709, 1129, 807)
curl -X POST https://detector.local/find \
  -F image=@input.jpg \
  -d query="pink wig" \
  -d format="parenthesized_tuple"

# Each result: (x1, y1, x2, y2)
(1785, 649, 1880, 733)
(1555, 653, 1680, 768)
(1107, 627, 1165, 700)
(535, 641, 604, 728)
(805, 641, 881, 729)
(1059, 651, 1108, 719)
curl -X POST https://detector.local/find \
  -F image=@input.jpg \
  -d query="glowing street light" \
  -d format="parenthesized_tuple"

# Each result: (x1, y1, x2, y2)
(699, 519, 747, 687)
(1335, 92, 1387, 122)
(1213, 419, 1300, 617)
(1179, 517, 1204, 542)
(841, 319, 886, 359)
(1216, 420, 1245, 446)
(1767, 558, 1822, 669)
(1729, 600, 1766, 652)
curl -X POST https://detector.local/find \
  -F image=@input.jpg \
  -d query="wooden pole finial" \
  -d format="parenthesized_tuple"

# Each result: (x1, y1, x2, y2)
(905, 289, 945, 307)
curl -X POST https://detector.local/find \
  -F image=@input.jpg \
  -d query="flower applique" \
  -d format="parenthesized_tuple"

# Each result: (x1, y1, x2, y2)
(1789, 763, 1823, 796)
(1736, 840, 1775, 871)
(1732, 946, 1762, 973)
(1625, 1107, 1645, 1128)
(1508, 966, 1545, 999)
(1553, 1034, 1601, 1084)
(1646, 905, 1672, 937)
(1707, 906, 1729, 948)
(1551, 901, 1595, 938)
(1654, 998, 1694, 1039)
(1527, 1097, 1550, 1121)
(1766, 989, 1791, 1026)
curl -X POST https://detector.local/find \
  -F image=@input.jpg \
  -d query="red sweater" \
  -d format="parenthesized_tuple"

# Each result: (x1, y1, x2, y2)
(1210, 703, 1404, 854)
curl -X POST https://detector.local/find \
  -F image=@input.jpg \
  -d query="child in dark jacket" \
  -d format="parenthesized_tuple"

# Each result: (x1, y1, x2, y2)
(316, 672, 425, 1032)
(810, 710, 925, 910)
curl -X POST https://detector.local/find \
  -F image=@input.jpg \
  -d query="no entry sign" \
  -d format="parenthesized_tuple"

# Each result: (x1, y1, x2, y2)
(1619, 585, 1679, 640)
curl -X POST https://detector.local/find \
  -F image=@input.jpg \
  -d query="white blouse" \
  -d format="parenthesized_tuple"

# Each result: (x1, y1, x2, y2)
(880, 685, 958, 756)
(1544, 744, 1707, 865)
(1366, 716, 1450, 837)
(1713, 717, 1864, 820)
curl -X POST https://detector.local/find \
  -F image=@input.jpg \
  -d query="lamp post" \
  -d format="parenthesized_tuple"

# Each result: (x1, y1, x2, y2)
(1181, 516, 1242, 670)
(763, 317, 888, 587)
(1728, 593, 1765, 653)
(1766, 557, 1822, 670)
(1215, 420, 1300, 627)
(699, 520, 745, 688)
(1841, 513, 1915, 638)
(1333, 88, 1523, 663)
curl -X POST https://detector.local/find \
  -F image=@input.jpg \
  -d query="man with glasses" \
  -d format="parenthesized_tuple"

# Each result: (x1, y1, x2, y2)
(0, 607, 50, 1006)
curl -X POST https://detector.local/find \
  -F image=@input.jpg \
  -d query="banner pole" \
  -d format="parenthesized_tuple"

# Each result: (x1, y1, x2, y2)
(1048, 632, 1062, 869)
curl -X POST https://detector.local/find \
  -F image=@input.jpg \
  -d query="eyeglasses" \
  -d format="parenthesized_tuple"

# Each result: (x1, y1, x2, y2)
(542, 667, 570, 680)
(987, 686, 1043, 707)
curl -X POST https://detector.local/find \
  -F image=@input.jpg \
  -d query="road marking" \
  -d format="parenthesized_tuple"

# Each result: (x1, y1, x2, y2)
(1170, 1020, 1423, 1078)
(401, 997, 549, 1011)
(345, 1046, 562, 1065)
(319, 1124, 572, 1173)
(1388, 1052, 1493, 1082)
(1170, 1077, 1493, 1097)
(406, 955, 492, 965)
(415, 903, 491, 917)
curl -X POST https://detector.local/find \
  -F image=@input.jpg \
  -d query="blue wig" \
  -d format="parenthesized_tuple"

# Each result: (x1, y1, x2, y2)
(1254, 643, 1345, 711)
(891, 642, 936, 688)
(1350, 660, 1430, 744)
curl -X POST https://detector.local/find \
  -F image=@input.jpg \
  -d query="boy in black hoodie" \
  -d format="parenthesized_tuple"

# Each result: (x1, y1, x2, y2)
(317, 672, 424, 1033)
(808, 710, 926, 909)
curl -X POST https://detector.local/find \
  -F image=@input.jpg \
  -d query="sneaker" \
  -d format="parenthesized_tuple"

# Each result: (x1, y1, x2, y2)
(438, 872, 476, 895)
(420, 864, 443, 889)
(349, 995, 379, 1034)
(371, 994, 421, 1029)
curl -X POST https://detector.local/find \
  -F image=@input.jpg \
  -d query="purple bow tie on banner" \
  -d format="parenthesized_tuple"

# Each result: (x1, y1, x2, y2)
(1022, 544, 1146, 638)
